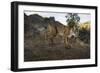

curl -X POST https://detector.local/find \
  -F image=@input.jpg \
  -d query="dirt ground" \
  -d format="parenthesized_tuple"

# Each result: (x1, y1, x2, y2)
(24, 36, 90, 62)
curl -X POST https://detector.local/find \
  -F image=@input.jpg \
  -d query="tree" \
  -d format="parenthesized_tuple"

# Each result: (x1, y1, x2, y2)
(65, 13, 80, 28)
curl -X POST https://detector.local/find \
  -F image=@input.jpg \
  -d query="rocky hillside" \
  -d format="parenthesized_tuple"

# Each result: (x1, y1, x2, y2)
(24, 13, 63, 38)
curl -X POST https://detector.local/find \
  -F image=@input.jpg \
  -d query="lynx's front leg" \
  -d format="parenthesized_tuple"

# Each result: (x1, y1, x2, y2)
(63, 36, 71, 49)
(64, 38, 71, 49)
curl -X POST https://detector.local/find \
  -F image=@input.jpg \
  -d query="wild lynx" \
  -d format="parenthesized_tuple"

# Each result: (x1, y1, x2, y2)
(45, 21, 78, 49)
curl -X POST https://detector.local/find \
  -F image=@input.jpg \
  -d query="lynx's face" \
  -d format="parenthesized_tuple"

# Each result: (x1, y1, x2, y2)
(68, 27, 79, 39)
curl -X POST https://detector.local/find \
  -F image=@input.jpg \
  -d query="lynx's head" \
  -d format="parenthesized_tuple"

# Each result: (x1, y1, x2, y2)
(68, 26, 79, 39)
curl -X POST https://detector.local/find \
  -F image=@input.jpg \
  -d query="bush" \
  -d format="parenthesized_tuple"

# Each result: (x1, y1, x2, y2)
(79, 28, 90, 44)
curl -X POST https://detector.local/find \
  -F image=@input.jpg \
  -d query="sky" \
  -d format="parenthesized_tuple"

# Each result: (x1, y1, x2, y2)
(24, 11, 91, 25)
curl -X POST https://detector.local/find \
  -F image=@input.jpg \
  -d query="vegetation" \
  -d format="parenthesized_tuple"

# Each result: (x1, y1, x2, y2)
(65, 13, 80, 28)
(79, 21, 90, 44)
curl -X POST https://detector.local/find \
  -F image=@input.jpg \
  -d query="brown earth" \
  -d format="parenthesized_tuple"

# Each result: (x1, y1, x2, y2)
(24, 36, 90, 62)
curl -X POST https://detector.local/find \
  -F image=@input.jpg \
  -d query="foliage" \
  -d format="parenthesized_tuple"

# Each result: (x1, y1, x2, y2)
(79, 22, 90, 44)
(65, 13, 80, 28)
